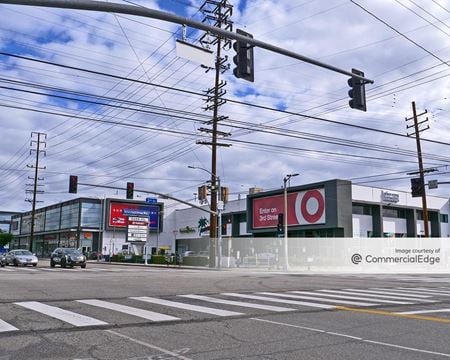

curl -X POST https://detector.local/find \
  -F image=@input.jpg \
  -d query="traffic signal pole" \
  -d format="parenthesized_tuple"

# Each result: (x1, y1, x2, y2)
(0, 0, 373, 84)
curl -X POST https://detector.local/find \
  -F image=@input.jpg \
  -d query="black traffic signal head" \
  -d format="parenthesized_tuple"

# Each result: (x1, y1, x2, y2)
(232, 29, 254, 82)
(126, 182, 134, 199)
(410, 177, 424, 197)
(348, 68, 367, 112)
(69, 175, 78, 193)
(277, 213, 284, 234)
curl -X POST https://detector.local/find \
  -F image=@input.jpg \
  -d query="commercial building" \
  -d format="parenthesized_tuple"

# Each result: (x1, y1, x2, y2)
(173, 179, 450, 260)
(9, 198, 167, 257)
(8, 179, 450, 259)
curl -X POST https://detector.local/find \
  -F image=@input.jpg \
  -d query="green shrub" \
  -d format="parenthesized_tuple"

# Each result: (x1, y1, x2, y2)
(150, 255, 166, 264)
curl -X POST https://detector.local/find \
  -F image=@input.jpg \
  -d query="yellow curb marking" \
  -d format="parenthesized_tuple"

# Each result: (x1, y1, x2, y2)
(335, 306, 450, 324)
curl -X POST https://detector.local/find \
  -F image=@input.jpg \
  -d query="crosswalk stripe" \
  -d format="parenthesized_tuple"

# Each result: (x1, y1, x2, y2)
(318, 290, 414, 304)
(221, 293, 335, 309)
(289, 291, 413, 304)
(397, 308, 450, 315)
(370, 288, 432, 298)
(179, 294, 296, 312)
(0, 319, 18, 332)
(39, 268, 60, 272)
(344, 289, 435, 302)
(77, 299, 180, 322)
(130, 296, 243, 317)
(397, 288, 450, 296)
(15, 301, 108, 327)
(15, 267, 39, 272)
(0, 268, 14, 272)
(256, 292, 378, 306)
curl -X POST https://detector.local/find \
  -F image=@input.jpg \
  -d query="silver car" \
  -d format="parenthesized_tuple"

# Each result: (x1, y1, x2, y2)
(4, 250, 38, 267)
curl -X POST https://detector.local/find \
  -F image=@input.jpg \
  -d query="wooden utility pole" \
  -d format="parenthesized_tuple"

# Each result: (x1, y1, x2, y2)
(406, 101, 429, 237)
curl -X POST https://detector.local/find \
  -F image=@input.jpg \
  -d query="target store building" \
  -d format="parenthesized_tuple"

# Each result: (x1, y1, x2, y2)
(247, 179, 449, 238)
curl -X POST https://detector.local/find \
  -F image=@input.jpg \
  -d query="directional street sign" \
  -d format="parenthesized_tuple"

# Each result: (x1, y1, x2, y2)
(146, 197, 157, 204)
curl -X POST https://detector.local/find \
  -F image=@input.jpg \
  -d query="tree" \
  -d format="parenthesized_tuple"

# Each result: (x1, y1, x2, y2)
(0, 232, 13, 247)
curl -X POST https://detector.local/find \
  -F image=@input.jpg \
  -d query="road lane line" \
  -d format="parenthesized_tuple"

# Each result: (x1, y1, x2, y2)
(105, 330, 192, 360)
(130, 296, 243, 317)
(344, 288, 435, 301)
(251, 318, 450, 357)
(221, 293, 335, 309)
(397, 308, 450, 315)
(77, 299, 179, 322)
(256, 292, 378, 306)
(0, 319, 18, 332)
(179, 294, 296, 312)
(319, 290, 414, 304)
(15, 301, 108, 327)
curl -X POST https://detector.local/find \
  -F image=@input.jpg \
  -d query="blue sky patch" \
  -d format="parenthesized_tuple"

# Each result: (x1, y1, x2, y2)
(35, 29, 72, 45)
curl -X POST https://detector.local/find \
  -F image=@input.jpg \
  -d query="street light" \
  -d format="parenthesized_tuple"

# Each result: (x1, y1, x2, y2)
(188, 165, 222, 269)
(283, 173, 299, 271)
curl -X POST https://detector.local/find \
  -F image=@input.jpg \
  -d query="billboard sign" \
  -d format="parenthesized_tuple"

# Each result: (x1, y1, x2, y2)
(252, 188, 326, 229)
(109, 201, 159, 229)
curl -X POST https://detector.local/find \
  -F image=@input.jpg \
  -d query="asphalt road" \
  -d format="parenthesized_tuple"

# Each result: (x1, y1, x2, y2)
(0, 261, 449, 359)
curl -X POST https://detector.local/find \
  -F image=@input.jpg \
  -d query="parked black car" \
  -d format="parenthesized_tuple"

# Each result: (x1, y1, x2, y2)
(50, 248, 87, 268)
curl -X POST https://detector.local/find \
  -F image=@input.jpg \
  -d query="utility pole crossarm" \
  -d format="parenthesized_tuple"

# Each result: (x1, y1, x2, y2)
(0, 0, 374, 84)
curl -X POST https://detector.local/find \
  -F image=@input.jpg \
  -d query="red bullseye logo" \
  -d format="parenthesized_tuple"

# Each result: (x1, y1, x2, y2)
(295, 189, 326, 225)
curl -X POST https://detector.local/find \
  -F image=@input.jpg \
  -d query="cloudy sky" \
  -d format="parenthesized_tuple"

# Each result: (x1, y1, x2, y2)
(0, 0, 449, 212)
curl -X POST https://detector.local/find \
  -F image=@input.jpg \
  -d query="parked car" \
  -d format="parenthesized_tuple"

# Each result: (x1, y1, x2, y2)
(4, 250, 38, 267)
(50, 248, 87, 268)
(0, 254, 5, 267)
(182, 251, 195, 257)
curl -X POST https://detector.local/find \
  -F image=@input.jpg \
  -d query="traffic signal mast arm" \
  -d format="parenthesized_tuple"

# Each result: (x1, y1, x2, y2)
(0, 0, 373, 84)
(75, 181, 217, 215)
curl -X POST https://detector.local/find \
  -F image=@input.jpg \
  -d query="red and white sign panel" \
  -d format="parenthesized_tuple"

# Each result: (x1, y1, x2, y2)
(252, 188, 326, 229)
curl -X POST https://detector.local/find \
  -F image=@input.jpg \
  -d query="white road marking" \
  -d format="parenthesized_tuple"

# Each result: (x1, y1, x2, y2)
(397, 288, 450, 296)
(0, 319, 18, 332)
(77, 299, 179, 322)
(179, 294, 296, 312)
(344, 288, 435, 301)
(251, 318, 450, 358)
(105, 330, 192, 360)
(290, 291, 413, 304)
(368, 288, 432, 298)
(256, 292, 378, 306)
(397, 308, 450, 315)
(221, 293, 335, 309)
(15, 301, 108, 327)
(318, 290, 414, 304)
(15, 267, 38, 272)
(0, 268, 14, 272)
(130, 296, 243, 317)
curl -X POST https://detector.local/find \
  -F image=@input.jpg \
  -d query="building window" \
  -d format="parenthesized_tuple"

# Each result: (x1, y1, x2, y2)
(45, 208, 60, 231)
(81, 202, 101, 228)
(352, 204, 372, 215)
(60, 203, 80, 229)
(416, 210, 423, 220)
(383, 206, 406, 219)
(441, 214, 449, 223)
